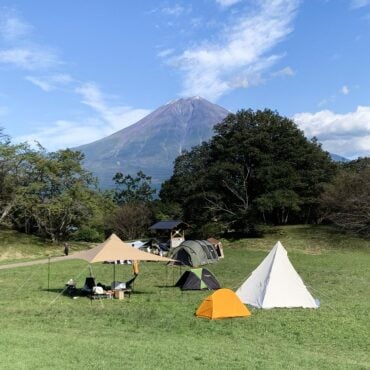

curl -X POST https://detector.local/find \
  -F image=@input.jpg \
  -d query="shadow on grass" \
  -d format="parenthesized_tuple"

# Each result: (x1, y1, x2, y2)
(155, 285, 176, 289)
(42, 288, 65, 293)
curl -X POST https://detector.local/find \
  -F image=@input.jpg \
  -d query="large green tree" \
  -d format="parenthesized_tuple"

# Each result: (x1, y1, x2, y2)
(320, 157, 370, 236)
(160, 109, 336, 234)
(12, 148, 101, 241)
(0, 135, 107, 241)
(0, 141, 34, 223)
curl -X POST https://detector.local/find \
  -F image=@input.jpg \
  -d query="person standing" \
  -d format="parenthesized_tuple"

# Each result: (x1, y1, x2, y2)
(64, 242, 69, 256)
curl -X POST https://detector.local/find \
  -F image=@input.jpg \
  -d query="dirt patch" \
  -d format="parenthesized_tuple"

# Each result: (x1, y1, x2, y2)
(0, 251, 27, 261)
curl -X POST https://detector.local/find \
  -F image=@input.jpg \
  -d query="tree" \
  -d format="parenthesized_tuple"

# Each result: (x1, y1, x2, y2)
(113, 170, 156, 204)
(0, 141, 34, 223)
(320, 157, 370, 236)
(5, 146, 100, 241)
(108, 202, 154, 240)
(160, 109, 336, 234)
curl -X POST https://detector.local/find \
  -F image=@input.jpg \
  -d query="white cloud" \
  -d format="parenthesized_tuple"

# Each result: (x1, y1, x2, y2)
(340, 85, 350, 95)
(293, 106, 370, 158)
(13, 83, 151, 151)
(157, 48, 175, 58)
(0, 47, 59, 70)
(350, 0, 370, 9)
(14, 119, 107, 150)
(0, 11, 60, 70)
(15, 82, 151, 150)
(216, 0, 242, 7)
(0, 11, 32, 41)
(75, 82, 151, 133)
(161, 4, 189, 16)
(26, 74, 74, 91)
(271, 66, 295, 78)
(168, 0, 300, 100)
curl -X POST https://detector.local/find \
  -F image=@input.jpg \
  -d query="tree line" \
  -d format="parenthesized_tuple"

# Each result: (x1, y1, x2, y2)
(1, 108, 369, 243)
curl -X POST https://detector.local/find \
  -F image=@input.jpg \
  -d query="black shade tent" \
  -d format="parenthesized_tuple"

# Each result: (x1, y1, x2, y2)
(175, 268, 221, 290)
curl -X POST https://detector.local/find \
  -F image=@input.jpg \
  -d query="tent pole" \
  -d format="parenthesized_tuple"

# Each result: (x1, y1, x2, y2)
(113, 263, 116, 283)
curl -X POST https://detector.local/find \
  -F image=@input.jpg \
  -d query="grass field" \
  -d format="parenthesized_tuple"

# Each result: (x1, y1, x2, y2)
(0, 225, 369, 369)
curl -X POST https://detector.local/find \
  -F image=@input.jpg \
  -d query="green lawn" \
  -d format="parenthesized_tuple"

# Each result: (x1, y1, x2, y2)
(0, 225, 369, 369)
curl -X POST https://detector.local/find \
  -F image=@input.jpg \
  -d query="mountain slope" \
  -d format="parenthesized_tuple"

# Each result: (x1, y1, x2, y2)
(77, 97, 229, 188)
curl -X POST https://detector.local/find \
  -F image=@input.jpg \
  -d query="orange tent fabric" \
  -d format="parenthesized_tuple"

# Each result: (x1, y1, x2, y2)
(195, 288, 251, 319)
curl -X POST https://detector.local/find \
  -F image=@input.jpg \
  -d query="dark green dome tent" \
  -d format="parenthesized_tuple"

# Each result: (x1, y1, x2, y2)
(168, 240, 219, 267)
(175, 268, 221, 290)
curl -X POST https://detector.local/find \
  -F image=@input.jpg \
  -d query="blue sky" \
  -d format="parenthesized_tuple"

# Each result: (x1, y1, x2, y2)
(0, 0, 370, 158)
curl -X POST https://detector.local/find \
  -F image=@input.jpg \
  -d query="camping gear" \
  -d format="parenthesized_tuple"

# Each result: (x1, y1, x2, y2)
(195, 288, 251, 319)
(236, 241, 319, 309)
(111, 275, 137, 291)
(65, 279, 77, 297)
(175, 268, 220, 290)
(207, 238, 224, 258)
(111, 281, 126, 290)
(81, 277, 97, 295)
(133, 260, 139, 275)
(168, 240, 219, 267)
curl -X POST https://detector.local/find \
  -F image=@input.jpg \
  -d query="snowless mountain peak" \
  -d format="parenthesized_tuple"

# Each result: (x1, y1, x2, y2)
(77, 97, 229, 188)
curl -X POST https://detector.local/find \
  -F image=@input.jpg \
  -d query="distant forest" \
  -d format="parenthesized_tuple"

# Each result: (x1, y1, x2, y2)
(1, 109, 369, 242)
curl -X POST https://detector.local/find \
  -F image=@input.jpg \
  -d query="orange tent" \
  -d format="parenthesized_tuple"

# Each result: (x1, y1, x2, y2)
(195, 288, 251, 319)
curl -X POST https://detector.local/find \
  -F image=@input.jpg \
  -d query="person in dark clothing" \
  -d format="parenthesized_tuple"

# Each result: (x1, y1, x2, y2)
(64, 242, 69, 256)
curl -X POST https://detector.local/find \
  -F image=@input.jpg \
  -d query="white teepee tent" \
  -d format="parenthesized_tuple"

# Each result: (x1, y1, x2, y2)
(236, 241, 318, 309)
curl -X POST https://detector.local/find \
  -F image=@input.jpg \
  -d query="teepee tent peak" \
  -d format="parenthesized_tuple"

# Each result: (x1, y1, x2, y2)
(236, 241, 318, 309)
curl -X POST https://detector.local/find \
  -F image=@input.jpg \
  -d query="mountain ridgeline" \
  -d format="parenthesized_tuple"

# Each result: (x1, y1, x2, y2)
(76, 97, 229, 188)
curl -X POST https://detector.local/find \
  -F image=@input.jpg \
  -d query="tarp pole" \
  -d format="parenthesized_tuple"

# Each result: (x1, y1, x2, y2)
(47, 256, 51, 290)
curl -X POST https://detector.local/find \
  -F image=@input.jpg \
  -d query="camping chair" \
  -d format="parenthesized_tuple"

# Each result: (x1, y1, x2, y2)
(125, 274, 138, 290)
(81, 277, 97, 296)
(110, 274, 138, 298)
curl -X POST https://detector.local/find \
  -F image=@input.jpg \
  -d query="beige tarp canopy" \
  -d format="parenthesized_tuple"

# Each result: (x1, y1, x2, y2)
(69, 233, 174, 263)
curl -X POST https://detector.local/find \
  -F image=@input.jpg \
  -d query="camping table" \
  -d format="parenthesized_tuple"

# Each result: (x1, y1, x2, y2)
(113, 289, 132, 300)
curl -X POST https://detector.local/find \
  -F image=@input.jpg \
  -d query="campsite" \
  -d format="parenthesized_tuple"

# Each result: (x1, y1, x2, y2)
(0, 225, 369, 369)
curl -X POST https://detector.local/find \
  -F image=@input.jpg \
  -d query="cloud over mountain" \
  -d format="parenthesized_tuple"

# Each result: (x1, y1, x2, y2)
(167, 0, 299, 100)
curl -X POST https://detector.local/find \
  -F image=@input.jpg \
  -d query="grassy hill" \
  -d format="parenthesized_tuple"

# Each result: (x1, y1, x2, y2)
(0, 228, 92, 265)
(0, 225, 369, 369)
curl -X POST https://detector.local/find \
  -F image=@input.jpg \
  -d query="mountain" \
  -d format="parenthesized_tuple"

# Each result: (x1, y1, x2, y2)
(76, 97, 229, 188)
(330, 153, 349, 162)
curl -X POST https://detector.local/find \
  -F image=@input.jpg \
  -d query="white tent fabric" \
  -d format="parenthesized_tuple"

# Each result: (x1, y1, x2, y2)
(236, 241, 318, 309)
